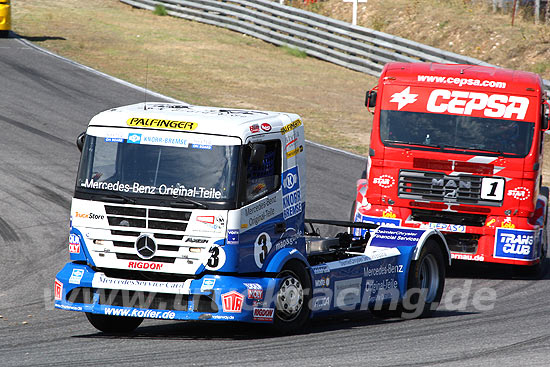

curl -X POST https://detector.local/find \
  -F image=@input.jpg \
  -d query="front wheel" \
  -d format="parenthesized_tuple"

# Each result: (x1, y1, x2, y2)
(85, 312, 143, 333)
(271, 261, 311, 334)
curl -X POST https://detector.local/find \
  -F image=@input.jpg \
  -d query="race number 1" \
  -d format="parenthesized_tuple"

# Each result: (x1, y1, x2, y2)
(481, 177, 505, 201)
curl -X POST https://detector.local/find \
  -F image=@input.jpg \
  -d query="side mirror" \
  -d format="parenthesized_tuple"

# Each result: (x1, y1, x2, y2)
(365, 90, 377, 108)
(249, 143, 266, 166)
(76, 132, 86, 152)
(542, 101, 549, 131)
(540, 101, 550, 131)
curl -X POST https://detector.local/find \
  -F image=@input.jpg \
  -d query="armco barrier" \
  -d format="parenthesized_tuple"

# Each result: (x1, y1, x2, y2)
(121, 0, 550, 90)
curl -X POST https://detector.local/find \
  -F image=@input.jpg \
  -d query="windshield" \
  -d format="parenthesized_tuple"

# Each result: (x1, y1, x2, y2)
(76, 130, 240, 203)
(380, 110, 534, 157)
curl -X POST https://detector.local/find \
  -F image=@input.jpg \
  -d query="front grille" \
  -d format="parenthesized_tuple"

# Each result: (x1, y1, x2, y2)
(399, 170, 502, 206)
(66, 287, 218, 313)
(410, 209, 487, 227)
(102, 204, 193, 265)
(104, 205, 191, 232)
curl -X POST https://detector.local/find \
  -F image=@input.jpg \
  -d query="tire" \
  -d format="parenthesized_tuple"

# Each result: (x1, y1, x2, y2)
(401, 239, 446, 319)
(369, 240, 445, 319)
(0, 31, 9, 38)
(85, 312, 143, 333)
(521, 186, 550, 279)
(271, 261, 311, 335)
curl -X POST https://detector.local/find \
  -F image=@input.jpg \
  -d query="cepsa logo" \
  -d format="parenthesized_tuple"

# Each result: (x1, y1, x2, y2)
(427, 90, 529, 120)
(388, 87, 531, 120)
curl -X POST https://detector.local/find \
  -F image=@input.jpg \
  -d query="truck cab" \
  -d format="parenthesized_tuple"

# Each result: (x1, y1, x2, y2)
(70, 103, 306, 278)
(355, 62, 550, 270)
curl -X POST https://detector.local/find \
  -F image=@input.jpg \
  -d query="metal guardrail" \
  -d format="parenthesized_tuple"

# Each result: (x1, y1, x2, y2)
(121, 0, 550, 90)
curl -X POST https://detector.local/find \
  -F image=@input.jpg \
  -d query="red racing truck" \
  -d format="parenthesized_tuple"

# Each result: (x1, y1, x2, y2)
(353, 62, 550, 274)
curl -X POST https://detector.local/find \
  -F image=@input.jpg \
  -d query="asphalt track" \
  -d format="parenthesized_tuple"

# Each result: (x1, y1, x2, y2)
(1, 36, 550, 367)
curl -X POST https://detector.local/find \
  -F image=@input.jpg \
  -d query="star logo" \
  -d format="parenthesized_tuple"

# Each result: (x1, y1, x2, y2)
(390, 87, 418, 110)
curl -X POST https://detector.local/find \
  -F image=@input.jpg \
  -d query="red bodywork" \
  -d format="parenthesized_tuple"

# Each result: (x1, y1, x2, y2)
(355, 62, 549, 266)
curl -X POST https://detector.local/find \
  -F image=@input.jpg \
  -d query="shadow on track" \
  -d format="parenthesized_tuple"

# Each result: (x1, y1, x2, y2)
(72, 309, 474, 340)
(447, 259, 550, 280)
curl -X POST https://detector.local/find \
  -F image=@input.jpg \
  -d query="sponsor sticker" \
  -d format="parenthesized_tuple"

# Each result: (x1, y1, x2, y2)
(191, 144, 212, 150)
(282, 166, 302, 220)
(419, 222, 466, 233)
(221, 291, 244, 313)
(253, 307, 274, 321)
(286, 145, 303, 159)
(127, 261, 163, 270)
(69, 233, 81, 254)
(54, 279, 63, 301)
(312, 264, 330, 274)
(227, 230, 239, 245)
(69, 268, 85, 285)
(75, 212, 104, 220)
(260, 123, 272, 132)
(104, 137, 124, 143)
(494, 228, 536, 261)
(126, 117, 197, 131)
(280, 119, 302, 135)
(390, 86, 418, 110)
(384, 86, 533, 121)
(244, 283, 263, 300)
(201, 278, 216, 292)
(370, 227, 424, 248)
(312, 296, 331, 311)
(127, 133, 142, 144)
(314, 276, 330, 288)
(507, 186, 531, 201)
(373, 175, 395, 189)
(250, 124, 260, 133)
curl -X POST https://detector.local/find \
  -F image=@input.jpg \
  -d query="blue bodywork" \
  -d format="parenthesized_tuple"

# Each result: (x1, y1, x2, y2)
(55, 226, 446, 323)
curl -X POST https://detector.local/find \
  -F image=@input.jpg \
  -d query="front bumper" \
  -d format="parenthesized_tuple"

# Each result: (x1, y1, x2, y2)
(54, 263, 280, 323)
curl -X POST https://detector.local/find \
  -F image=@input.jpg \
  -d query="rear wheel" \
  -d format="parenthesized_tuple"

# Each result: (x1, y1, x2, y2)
(0, 31, 9, 38)
(402, 239, 445, 318)
(370, 239, 445, 319)
(85, 312, 143, 333)
(271, 261, 311, 334)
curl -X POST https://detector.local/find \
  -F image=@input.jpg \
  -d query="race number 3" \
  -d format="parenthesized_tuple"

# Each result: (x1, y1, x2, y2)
(481, 177, 505, 201)
(205, 245, 226, 270)
(254, 232, 272, 268)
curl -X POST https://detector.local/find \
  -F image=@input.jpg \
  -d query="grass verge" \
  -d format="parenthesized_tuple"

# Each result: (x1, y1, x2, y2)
(12, 0, 377, 156)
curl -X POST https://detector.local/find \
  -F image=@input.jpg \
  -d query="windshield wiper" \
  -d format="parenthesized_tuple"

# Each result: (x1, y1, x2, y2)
(170, 197, 208, 209)
(98, 193, 136, 204)
(439, 144, 504, 155)
(384, 139, 440, 149)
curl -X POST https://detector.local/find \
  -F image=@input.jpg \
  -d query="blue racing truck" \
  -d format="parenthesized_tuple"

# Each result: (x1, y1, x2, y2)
(54, 103, 450, 334)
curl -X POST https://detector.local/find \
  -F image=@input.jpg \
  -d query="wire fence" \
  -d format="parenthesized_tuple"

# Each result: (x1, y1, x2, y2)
(121, 0, 550, 90)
